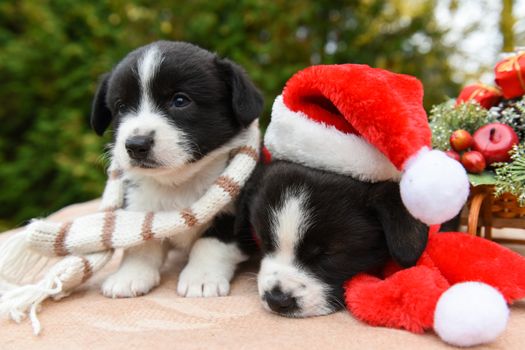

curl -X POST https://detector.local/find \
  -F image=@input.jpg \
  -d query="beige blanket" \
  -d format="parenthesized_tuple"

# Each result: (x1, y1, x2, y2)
(1, 200, 524, 349)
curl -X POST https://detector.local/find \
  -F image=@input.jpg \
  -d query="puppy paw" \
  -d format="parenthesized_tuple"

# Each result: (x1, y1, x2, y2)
(102, 266, 160, 298)
(177, 265, 231, 298)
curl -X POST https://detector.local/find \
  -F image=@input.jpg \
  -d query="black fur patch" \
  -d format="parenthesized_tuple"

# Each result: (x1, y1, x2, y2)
(250, 160, 428, 309)
(90, 41, 263, 160)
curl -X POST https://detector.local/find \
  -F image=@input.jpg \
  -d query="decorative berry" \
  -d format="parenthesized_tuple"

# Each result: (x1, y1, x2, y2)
(449, 130, 473, 152)
(461, 151, 486, 174)
(444, 150, 460, 162)
(472, 123, 519, 165)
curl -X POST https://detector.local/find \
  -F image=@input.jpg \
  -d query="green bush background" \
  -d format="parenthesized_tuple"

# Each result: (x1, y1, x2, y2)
(0, 0, 459, 230)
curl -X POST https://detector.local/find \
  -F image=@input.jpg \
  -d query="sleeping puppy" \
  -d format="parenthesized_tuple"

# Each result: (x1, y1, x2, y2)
(90, 40, 263, 298)
(250, 160, 428, 317)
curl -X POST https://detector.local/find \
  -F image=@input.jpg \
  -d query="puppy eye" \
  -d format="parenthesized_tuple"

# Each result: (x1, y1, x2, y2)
(116, 101, 127, 114)
(171, 93, 192, 108)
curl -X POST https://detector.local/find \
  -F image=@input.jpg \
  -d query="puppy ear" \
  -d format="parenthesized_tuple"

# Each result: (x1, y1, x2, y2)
(91, 73, 112, 136)
(215, 58, 264, 127)
(371, 182, 428, 267)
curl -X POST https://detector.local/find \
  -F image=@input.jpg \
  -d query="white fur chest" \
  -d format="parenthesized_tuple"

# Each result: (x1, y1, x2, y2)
(123, 154, 234, 249)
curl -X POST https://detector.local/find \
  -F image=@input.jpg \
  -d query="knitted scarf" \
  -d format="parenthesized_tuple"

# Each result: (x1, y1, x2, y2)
(0, 121, 260, 335)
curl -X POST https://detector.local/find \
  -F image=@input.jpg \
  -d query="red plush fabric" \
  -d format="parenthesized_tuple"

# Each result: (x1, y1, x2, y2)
(261, 146, 272, 165)
(345, 232, 525, 333)
(382, 251, 439, 278)
(426, 232, 525, 303)
(282, 64, 431, 169)
(345, 262, 450, 333)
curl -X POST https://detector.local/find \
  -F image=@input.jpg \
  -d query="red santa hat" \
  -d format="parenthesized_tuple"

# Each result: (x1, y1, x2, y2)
(264, 64, 469, 225)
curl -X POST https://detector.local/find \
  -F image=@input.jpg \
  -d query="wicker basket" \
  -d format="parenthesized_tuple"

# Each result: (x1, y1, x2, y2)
(492, 192, 525, 219)
(463, 185, 525, 244)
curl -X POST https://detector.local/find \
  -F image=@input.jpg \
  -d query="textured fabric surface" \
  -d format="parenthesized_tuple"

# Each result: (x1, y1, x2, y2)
(281, 64, 430, 169)
(1, 200, 525, 349)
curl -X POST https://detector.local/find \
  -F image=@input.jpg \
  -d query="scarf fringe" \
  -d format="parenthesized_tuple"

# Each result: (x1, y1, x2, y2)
(0, 251, 113, 335)
(0, 275, 63, 335)
(0, 230, 50, 286)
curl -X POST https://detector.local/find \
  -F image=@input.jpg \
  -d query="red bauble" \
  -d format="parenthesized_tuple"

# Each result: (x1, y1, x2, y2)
(461, 151, 486, 174)
(456, 84, 502, 109)
(444, 150, 460, 162)
(494, 51, 525, 99)
(449, 130, 473, 152)
(472, 123, 519, 165)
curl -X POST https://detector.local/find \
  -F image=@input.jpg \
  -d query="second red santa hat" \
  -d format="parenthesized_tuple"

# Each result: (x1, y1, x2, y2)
(264, 64, 469, 225)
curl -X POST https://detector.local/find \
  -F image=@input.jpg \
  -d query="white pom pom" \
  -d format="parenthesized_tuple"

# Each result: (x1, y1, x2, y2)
(400, 148, 469, 225)
(434, 282, 509, 347)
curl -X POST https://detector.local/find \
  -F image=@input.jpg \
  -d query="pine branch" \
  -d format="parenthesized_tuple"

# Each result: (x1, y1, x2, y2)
(494, 144, 525, 206)
(429, 100, 491, 150)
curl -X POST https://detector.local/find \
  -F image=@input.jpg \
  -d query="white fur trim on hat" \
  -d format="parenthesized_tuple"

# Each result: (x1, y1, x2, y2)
(265, 95, 401, 182)
(400, 148, 469, 225)
(434, 282, 509, 347)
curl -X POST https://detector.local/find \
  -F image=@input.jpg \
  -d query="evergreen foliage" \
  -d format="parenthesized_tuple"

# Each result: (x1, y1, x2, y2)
(429, 101, 491, 150)
(494, 144, 525, 205)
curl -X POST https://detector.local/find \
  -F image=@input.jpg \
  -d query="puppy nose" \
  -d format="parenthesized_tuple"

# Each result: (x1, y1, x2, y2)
(125, 135, 153, 160)
(264, 287, 297, 314)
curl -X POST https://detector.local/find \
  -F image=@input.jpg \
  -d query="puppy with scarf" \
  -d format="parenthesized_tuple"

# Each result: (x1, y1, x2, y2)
(91, 41, 264, 298)
(0, 41, 263, 309)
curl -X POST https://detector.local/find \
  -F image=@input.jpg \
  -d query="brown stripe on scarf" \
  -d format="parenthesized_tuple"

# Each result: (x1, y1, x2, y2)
(102, 209, 116, 249)
(181, 209, 198, 227)
(109, 169, 124, 180)
(215, 176, 241, 198)
(54, 221, 72, 256)
(80, 257, 93, 283)
(236, 145, 258, 162)
(141, 212, 155, 240)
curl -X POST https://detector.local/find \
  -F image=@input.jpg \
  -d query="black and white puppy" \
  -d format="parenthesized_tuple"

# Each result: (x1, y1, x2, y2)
(250, 160, 428, 317)
(90, 41, 263, 298)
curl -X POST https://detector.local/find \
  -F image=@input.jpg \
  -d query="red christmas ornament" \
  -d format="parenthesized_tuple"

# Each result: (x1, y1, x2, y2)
(449, 129, 473, 152)
(460, 150, 486, 174)
(494, 51, 525, 99)
(456, 84, 502, 109)
(472, 123, 519, 165)
(444, 150, 460, 162)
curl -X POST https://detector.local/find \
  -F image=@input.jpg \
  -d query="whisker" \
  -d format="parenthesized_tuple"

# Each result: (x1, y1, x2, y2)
(328, 295, 346, 310)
